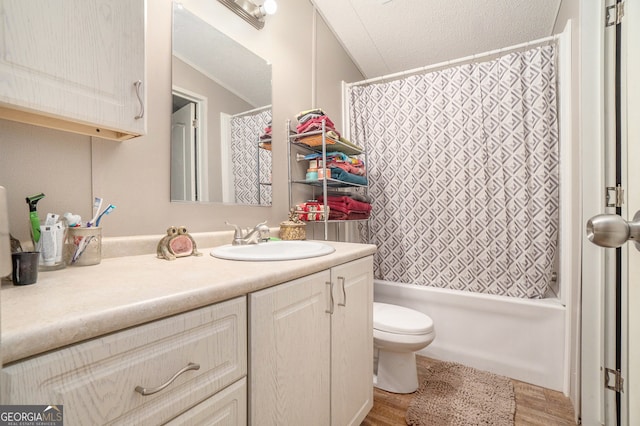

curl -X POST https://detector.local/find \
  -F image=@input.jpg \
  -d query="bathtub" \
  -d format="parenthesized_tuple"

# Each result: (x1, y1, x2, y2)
(374, 279, 566, 392)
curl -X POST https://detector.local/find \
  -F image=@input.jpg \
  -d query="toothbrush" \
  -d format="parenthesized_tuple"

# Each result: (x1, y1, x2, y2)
(95, 204, 116, 227)
(72, 236, 95, 263)
(88, 197, 103, 227)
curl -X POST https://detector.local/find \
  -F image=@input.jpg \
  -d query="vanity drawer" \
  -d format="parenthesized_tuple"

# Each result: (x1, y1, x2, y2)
(165, 377, 247, 425)
(1, 296, 247, 425)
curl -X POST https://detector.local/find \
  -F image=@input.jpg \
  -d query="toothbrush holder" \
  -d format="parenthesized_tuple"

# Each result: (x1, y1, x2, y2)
(66, 227, 102, 266)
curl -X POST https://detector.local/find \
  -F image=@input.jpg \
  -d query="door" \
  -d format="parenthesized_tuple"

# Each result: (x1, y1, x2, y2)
(583, 0, 639, 424)
(171, 102, 197, 202)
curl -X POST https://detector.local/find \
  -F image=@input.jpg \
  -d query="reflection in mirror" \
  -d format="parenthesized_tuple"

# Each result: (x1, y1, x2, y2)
(171, 4, 272, 205)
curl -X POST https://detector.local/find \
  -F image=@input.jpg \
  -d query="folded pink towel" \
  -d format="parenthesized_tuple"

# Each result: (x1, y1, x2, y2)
(296, 116, 336, 134)
(326, 161, 366, 176)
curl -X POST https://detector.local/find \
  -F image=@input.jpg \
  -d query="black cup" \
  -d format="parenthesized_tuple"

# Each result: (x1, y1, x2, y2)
(11, 251, 40, 285)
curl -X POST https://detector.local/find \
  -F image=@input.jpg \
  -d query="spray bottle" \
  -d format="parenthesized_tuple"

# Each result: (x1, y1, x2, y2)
(25, 193, 45, 243)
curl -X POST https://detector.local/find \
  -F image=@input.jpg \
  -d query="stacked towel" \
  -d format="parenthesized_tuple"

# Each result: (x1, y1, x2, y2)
(317, 195, 371, 221)
(259, 121, 272, 150)
(295, 109, 340, 138)
(326, 191, 372, 204)
(260, 120, 272, 140)
(328, 160, 365, 176)
(328, 167, 368, 186)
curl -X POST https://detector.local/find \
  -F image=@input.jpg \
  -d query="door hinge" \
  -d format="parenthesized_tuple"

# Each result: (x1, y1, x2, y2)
(604, 368, 624, 393)
(606, 185, 624, 208)
(606, 2, 625, 27)
(192, 119, 199, 128)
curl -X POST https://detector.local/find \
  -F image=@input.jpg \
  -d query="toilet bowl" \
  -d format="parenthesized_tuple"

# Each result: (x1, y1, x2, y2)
(373, 302, 435, 394)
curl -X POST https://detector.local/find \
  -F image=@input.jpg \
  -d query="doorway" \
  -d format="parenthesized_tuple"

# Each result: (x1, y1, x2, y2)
(171, 88, 208, 202)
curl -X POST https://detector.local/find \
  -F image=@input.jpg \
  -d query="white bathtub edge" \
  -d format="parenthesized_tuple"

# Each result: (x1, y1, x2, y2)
(374, 280, 567, 392)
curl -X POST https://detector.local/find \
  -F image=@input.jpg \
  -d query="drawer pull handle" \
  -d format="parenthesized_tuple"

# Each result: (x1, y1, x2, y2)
(134, 362, 200, 396)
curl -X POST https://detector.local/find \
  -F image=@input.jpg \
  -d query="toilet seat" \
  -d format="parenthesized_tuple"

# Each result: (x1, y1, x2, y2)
(373, 302, 434, 335)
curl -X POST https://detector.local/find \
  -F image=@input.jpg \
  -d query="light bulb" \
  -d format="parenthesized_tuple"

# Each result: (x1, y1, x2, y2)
(263, 0, 277, 15)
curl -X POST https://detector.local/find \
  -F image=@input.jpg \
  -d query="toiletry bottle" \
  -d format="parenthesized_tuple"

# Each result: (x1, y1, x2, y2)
(306, 168, 318, 181)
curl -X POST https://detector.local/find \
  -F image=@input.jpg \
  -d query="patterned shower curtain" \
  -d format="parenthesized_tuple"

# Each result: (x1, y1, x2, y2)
(231, 109, 272, 205)
(349, 45, 559, 299)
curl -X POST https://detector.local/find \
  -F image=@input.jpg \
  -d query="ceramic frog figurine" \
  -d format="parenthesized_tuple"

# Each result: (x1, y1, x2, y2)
(157, 226, 202, 260)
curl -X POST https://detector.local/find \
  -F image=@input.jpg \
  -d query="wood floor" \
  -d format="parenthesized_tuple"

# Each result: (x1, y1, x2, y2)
(362, 356, 576, 426)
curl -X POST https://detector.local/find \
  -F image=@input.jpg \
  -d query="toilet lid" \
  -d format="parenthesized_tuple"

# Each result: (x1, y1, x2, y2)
(373, 302, 434, 335)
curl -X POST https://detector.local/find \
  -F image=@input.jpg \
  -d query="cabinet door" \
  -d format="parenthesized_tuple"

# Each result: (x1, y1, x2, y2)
(331, 256, 374, 426)
(249, 270, 331, 426)
(0, 0, 146, 136)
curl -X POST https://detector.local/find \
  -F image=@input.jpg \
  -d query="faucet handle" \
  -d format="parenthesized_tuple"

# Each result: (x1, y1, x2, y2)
(225, 221, 243, 238)
(256, 221, 270, 242)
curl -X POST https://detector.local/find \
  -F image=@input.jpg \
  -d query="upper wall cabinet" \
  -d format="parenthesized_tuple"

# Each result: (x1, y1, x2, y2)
(0, 0, 146, 141)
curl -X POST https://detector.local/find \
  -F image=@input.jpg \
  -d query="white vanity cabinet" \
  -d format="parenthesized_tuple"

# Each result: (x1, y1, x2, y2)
(1, 296, 246, 425)
(249, 256, 374, 425)
(0, 0, 146, 140)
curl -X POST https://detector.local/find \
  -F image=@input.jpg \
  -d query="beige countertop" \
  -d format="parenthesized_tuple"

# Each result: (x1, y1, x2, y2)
(1, 239, 376, 364)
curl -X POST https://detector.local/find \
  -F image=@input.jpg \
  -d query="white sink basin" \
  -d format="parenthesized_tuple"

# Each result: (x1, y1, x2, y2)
(210, 240, 335, 261)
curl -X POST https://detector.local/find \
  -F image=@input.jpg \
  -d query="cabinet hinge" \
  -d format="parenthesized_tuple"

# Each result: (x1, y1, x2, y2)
(606, 2, 625, 27)
(604, 368, 624, 393)
(606, 185, 624, 208)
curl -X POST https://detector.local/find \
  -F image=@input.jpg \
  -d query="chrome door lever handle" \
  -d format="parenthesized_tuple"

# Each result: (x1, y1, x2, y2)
(586, 210, 640, 251)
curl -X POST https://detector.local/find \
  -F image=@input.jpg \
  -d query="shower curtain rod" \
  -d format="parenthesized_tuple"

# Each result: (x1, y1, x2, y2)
(231, 104, 272, 118)
(346, 33, 560, 88)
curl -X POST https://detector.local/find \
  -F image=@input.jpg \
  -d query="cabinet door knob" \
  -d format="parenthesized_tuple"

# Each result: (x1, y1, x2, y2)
(134, 80, 144, 120)
(134, 362, 200, 396)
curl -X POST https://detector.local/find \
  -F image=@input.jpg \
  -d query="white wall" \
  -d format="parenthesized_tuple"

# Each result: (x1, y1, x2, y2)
(0, 0, 363, 240)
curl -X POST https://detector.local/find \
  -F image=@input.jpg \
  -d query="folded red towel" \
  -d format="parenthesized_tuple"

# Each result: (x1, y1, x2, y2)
(318, 195, 372, 214)
(326, 211, 371, 220)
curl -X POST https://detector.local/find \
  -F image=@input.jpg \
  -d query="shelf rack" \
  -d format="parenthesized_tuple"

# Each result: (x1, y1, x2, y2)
(286, 118, 369, 240)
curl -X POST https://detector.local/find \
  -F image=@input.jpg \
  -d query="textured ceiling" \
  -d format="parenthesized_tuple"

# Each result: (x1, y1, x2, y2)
(312, 0, 563, 79)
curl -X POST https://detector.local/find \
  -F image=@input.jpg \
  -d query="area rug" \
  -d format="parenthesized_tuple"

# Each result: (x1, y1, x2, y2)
(405, 361, 515, 426)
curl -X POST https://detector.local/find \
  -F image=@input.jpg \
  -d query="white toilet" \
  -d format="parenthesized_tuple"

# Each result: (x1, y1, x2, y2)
(373, 302, 436, 394)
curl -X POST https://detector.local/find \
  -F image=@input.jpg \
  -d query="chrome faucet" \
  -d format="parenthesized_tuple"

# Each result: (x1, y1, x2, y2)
(226, 221, 270, 245)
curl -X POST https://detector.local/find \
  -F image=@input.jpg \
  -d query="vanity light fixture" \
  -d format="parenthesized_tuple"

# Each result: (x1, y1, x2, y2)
(217, 0, 277, 30)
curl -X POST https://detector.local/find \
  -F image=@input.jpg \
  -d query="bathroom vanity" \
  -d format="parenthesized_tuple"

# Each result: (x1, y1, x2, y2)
(0, 239, 375, 425)
(250, 256, 373, 425)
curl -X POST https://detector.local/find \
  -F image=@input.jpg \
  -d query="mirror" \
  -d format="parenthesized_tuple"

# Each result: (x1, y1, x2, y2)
(171, 4, 272, 205)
